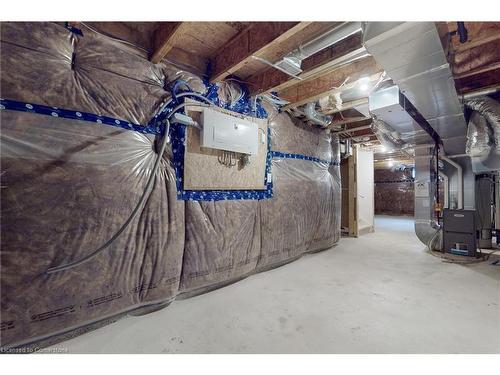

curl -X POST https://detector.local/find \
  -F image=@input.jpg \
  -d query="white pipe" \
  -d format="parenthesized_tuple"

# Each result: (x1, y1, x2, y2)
(290, 22, 363, 61)
(442, 156, 463, 209)
(439, 171, 449, 209)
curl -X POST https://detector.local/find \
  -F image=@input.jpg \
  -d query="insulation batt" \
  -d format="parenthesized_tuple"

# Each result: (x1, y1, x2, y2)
(0, 22, 341, 349)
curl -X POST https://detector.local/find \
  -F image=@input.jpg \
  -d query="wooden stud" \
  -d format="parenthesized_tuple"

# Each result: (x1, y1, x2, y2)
(210, 22, 312, 83)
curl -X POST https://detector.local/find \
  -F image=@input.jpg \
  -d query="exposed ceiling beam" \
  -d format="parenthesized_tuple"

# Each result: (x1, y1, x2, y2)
(150, 22, 187, 64)
(453, 33, 500, 52)
(247, 32, 366, 95)
(210, 22, 312, 83)
(347, 134, 378, 141)
(455, 66, 500, 94)
(454, 61, 500, 79)
(446, 22, 500, 52)
(334, 122, 373, 133)
(330, 116, 371, 130)
(280, 58, 382, 109)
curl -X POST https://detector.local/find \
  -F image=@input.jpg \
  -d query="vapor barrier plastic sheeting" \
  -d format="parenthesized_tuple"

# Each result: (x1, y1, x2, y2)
(0, 22, 341, 349)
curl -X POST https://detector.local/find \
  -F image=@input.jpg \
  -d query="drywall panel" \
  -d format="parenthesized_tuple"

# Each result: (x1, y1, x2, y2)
(356, 147, 374, 234)
(183, 104, 268, 190)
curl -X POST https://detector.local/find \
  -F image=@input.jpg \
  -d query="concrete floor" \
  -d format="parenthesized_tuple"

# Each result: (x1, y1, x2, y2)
(52, 216, 500, 353)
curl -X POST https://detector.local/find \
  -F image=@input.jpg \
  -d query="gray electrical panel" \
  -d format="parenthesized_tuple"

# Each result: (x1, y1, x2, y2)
(443, 209, 477, 257)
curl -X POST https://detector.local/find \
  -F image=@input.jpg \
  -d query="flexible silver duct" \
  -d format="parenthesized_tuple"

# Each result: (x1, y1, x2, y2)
(466, 111, 492, 157)
(371, 118, 407, 151)
(303, 102, 332, 127)
(464, 97, 500, 173)
(464, 97, 500, 153)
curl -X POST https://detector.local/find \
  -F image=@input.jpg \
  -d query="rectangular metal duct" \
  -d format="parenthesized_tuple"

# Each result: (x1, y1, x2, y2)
(363, 22, 467, 155)
(369, 85, 433, 145)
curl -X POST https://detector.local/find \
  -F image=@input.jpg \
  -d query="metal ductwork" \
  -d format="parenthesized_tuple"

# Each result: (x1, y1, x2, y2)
(303, 102, 332, 127)
(363, 22, 467, 155)
(464, 97, 500, 173)
(414, 147, 440, 245)
(363, 22, 470, 245)
(370, 118, 408, 152)
(466, 110, 492, 157)
(275, 22, 364, 76)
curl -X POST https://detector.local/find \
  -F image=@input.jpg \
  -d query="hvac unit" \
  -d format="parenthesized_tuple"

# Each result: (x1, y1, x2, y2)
(442, 209, 477, 257)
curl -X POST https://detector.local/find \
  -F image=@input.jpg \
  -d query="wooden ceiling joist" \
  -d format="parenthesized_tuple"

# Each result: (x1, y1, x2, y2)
(335, 122, 373, 133)
(446, 22, 500, 53)
(247, 32, 366, 95)
(454, 61, 500, 80)
(210, 22, 312, 83)
(280, 57, 382, 109)
(150, 22, 187, 64)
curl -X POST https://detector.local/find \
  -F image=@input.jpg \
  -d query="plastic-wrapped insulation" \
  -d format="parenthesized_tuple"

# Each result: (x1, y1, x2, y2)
(303, 102, 332, 127)
(216, 80, 244, 107)
(0, 22, 341, 350)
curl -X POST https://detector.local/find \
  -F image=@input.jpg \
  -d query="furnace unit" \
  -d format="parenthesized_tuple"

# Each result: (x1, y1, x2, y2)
(442, 209, 477, 257)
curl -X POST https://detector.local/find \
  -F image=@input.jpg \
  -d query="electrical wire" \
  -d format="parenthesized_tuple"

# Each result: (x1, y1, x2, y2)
(46, 94, 213, 274)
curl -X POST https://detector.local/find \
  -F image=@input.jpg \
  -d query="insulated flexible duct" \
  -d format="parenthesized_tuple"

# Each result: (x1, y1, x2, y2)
(371, 118, 407, 152)
(464, 97, 500, 154)
(466, 111, 492, 157)
(303, 102, 332, 127)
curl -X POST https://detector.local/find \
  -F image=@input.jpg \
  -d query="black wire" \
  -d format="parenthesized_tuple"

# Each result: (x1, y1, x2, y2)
(45, 96, 213, 275)
(45, 119, 171, 275)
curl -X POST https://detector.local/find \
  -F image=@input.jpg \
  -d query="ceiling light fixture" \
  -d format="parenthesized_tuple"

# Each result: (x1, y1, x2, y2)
(358, 76, 370, 92)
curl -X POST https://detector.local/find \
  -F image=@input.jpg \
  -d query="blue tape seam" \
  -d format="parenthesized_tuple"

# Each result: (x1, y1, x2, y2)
(271, 151, 338, 166)
(1, 98, 340, 201)
(170, 123, 273, 201)
(0, 99, 162, 135)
